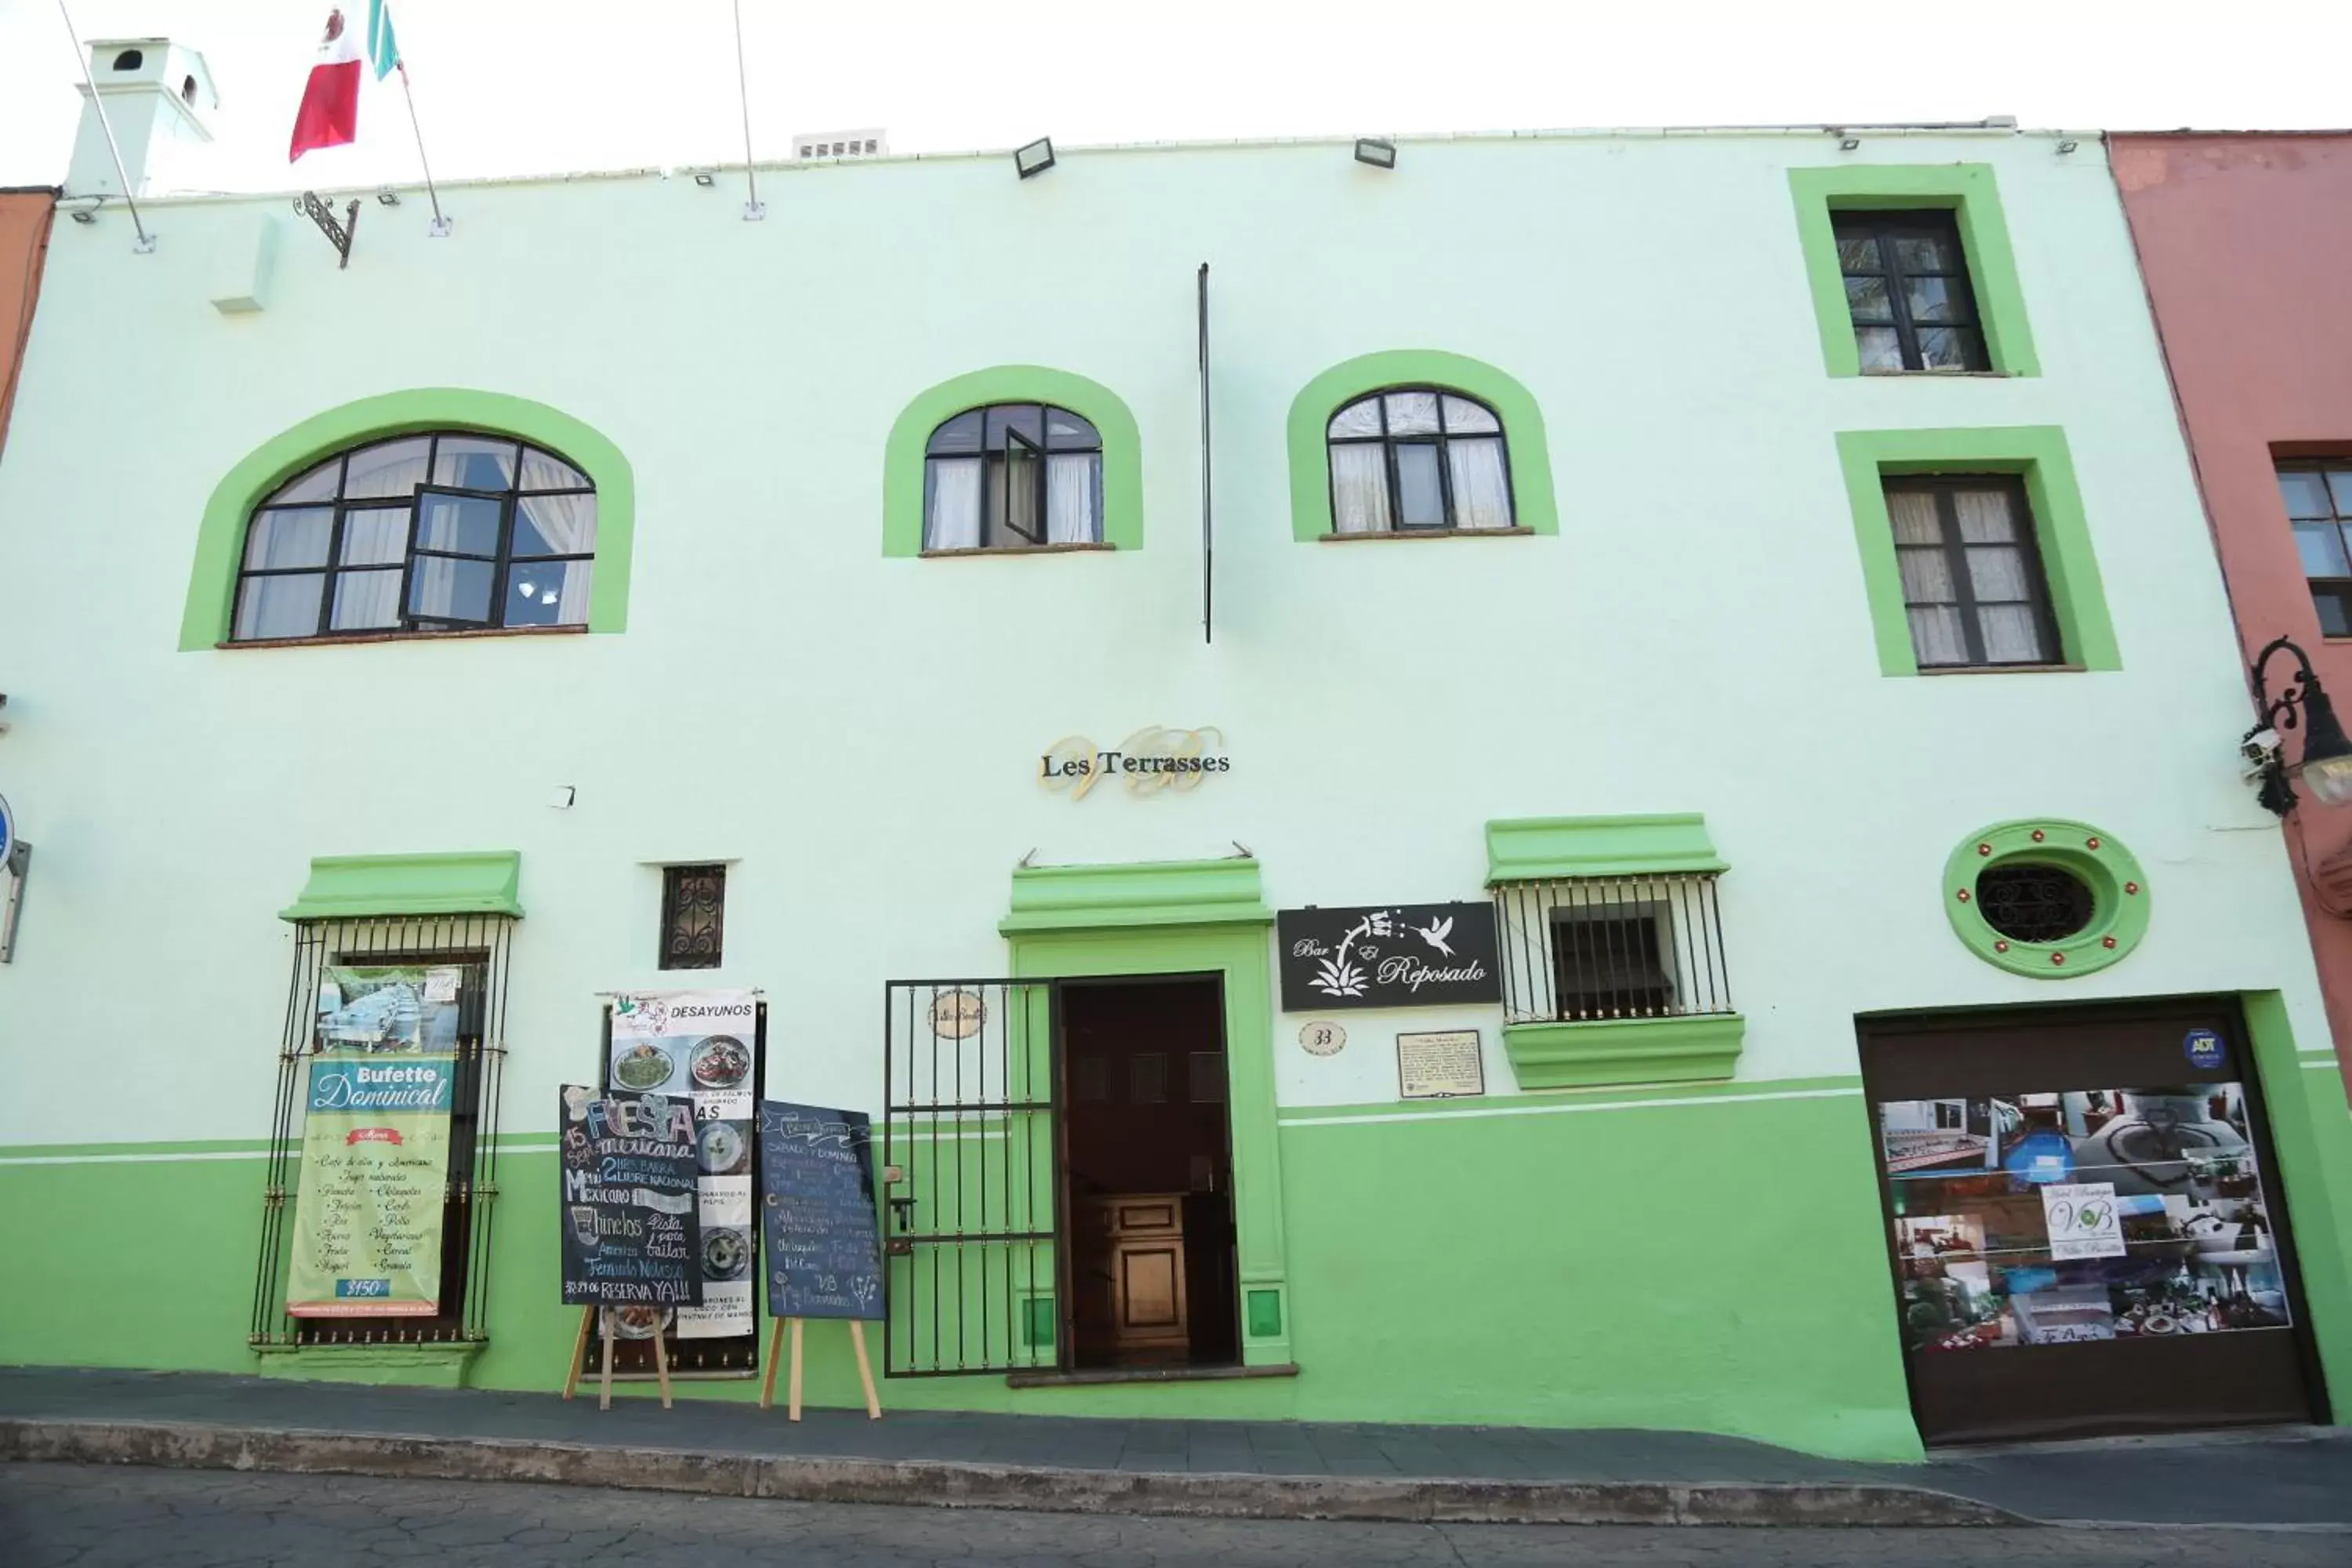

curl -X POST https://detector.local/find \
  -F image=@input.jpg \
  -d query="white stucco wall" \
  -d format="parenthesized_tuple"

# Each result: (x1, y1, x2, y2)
(0, 129, 2325, 1145)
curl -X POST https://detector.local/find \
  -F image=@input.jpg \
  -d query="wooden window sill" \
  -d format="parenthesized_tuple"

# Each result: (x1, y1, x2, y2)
(1319, 527, 1535, 543)
(1004, 1361, 1299, 1389)
(1915, 662, 2088, 676)
(1857, 368, 2017, 379)
(219, 625, 590, 651)
(920, 543, 1116, 558)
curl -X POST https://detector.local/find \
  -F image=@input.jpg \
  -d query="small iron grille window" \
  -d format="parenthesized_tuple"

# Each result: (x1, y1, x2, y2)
(251, 913, 513, 1349)
(659, 863, 727, 970)
(1492, 873, 1733, 1025)
(1974, 863, 2095, 943)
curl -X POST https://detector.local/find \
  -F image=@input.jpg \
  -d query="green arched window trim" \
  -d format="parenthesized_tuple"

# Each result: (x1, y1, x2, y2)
(1944, 818, 2149, 979)
(883, 365, 1143, 557)
(1286, 350, 1557, 541)
(179, 389, 637, 651)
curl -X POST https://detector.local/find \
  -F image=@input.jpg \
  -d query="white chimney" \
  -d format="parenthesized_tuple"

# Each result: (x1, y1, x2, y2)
(67, 38, 220, 199)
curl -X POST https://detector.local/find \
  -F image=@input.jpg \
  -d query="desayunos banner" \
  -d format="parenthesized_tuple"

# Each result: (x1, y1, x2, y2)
(608, 989, 757, 1338)
(285, 972, 461, 1316)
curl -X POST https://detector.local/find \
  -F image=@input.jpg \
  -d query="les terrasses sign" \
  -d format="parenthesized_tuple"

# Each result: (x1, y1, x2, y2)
(1276, 902, 1502, 1011)
(1039, 727, 1229, 801)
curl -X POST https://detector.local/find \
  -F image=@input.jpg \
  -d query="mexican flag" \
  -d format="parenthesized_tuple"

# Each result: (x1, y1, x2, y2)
(288, 3, 401, 162)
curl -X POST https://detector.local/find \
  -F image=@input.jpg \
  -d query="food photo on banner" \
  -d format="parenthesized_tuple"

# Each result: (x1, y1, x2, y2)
(602, 989, 761, 1370)
(284, 966, 464, 1317)
(558, 1086, 702, 1313)
(1275, 902, 1501, 1011)
(1879, 1083, 2289, 1353)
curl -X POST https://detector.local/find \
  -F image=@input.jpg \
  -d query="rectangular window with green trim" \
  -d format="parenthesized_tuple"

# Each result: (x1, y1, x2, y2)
(1837, 427, 2118, 677)
(1790, 165, 2038, 379)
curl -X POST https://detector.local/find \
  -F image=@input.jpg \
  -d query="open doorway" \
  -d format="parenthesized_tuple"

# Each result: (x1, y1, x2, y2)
(1058, 976, 1240, 1370)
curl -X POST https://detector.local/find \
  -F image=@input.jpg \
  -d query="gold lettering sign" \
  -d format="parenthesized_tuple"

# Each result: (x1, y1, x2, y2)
(1039, 727, 1229, 801)
(930, 989, 985, 1040)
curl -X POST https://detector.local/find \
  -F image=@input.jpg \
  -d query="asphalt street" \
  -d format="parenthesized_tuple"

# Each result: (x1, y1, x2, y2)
(5, 1463, 2349, 1567)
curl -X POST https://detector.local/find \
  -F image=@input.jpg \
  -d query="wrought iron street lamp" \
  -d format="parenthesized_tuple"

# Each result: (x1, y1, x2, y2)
(2247, 636, 2352, 815)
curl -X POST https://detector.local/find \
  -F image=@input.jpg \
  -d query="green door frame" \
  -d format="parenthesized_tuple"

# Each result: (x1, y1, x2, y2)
(1001, 859, 1293, 1367)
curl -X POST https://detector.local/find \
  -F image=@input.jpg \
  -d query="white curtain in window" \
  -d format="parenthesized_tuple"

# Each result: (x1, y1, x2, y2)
(411, 555, 465, 620)
(333, 570, 402, 630)
(518, 493, 597, 622)
(1978, 604, 2045, 662)
(1907, 606, 1969, 666)
(1330, 444, 1390, 533)
(1446, 438, 1513, 529)
(925, 458, 982, 550)
(1047, 454, 1101, 544)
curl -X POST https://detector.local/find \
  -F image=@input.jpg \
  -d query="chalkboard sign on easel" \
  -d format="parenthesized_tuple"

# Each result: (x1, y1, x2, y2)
(554, 1087, 702, 1410)
(755, 1100, 884, 1421)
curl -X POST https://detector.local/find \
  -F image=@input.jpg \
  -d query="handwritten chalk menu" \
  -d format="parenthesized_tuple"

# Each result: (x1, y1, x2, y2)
(559, 1087, 704, 1308)
(758, 1101, 884, 1320)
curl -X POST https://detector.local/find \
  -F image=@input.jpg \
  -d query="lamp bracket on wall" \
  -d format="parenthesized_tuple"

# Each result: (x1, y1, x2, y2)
(0, 840, 29, 965)
(294, 191, 361, 269)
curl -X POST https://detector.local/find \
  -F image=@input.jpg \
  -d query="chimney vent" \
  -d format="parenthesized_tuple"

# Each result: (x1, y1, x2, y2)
(67, 38, 220, 200)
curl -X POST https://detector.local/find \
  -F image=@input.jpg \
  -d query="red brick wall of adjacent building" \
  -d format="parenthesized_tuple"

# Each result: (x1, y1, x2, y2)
(0, 190, 57, 459)
(2113, 133, 2352, 1075)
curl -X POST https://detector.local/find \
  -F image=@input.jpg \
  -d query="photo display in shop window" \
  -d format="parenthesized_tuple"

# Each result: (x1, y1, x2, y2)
(1878, 1084, 2288, 1353)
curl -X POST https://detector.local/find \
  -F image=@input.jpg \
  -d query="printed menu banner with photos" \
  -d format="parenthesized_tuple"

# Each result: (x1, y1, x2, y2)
(1880, 1083, 2290, 1355)
(1276, 902, 1501, 1011)
(608, 989, 757, 1338)
(559, 1087, 703, 1308)
(758, 1101, 884, 1320)
(285, 966, 466, 1318)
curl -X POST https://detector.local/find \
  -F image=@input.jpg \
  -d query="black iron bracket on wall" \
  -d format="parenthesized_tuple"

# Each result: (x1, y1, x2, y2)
(0, 840, 29, 964)
(295, 191, 361, 269)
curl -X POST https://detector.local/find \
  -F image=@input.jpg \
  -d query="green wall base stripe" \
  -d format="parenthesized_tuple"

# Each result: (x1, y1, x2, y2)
(1279, 1081, 1858, 1130)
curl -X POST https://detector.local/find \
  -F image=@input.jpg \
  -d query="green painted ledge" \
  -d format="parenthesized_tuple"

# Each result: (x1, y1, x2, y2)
(180, 388, 637, 650)
(254, 1341, 482, 1388)
(1286, 350, 1557, 541)
(1835, 426, 2120, 677)
(882, 365, 1143, 557)
(1000, 858, 1270, 935)
(281, 851, 524, 922)
(1788, 163, 2039, 378)
(1501, 1014, 1747, 1091)
(1486, 814, 1725, 883)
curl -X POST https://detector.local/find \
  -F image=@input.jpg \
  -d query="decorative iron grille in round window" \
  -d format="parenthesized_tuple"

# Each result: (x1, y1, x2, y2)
(1973, 863, 2096, 944)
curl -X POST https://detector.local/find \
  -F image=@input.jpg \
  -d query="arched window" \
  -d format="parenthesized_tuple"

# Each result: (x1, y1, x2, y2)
(1325, 387, 1513, 534)
(924, 403, 1102, 551)
(232, 432, 597, 641)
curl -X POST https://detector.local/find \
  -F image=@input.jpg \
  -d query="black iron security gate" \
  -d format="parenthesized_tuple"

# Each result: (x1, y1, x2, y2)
(881, 979, 1062, 1376)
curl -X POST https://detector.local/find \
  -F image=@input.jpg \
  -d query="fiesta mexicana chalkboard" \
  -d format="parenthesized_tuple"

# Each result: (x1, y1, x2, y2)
(1277, 902, 1502, 1011)
(758, 1101, 884, 1321)
(558, 1087, 704, 1308)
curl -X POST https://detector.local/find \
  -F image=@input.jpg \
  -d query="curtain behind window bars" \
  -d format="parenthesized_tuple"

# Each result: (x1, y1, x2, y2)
(1491, 874, 1733, 1025)
(250, 914, 514, 1348)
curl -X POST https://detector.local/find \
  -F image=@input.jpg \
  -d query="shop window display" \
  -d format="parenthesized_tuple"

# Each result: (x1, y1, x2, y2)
(1879, 1084, 2288, 1356)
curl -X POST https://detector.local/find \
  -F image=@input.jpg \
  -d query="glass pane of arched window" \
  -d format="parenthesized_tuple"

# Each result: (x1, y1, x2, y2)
(1327, 397, 1383, 439)
(1385, 390, 1440, 435)
(231, 430, 598, 642)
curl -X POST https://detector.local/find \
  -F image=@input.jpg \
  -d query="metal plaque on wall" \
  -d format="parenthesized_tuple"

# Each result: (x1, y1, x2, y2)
(1276, 902, 1501, 1011)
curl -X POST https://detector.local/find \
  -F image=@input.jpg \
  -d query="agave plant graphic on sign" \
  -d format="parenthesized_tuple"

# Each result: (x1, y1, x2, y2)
(1310, 909, 1393, 997)
(1276, 902, 1502, 1011)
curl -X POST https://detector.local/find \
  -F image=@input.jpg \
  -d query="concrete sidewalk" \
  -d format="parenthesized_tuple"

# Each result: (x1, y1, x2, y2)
(2, 1367, 2347, 1528)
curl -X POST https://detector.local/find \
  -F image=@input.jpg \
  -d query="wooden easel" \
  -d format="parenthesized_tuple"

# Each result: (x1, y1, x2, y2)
(559, 1305, 673, 1410)
(758, 1317, 881, 1421)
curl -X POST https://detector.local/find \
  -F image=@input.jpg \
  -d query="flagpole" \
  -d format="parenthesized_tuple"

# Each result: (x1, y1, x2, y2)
(56, 0, 154, 252)
(730, 0, 764, 221)
(395, 63, 450, 236)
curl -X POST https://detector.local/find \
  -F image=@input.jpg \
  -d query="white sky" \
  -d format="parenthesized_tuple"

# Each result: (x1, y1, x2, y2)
(1, 0, 2346, 194)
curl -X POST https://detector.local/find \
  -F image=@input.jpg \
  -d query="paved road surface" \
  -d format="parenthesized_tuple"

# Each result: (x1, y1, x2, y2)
(5, 1463, 2347, 1566)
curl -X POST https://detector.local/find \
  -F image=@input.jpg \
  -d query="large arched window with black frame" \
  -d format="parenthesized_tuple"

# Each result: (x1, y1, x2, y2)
(231, 432, 597, 641)
(923, 403, 1103, 551)
(1325, 386, 1515, 534)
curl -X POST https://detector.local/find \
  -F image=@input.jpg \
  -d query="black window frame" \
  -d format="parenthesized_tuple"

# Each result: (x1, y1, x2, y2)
(2278, 460, 2352, 637)
(658, 862, 728, 971)
(231, 432, 598, 643)
(1884, 474, 2064, 670)
(1833, 209, 1990, 373)
(921, 402, 1104, 552)
(1324, 385, 1515, 535)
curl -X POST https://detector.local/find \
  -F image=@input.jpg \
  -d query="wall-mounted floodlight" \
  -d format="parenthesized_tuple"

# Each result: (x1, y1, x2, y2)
(1354, 138, 1396, 169)
(375, 189, 401, 207)
(692, 171, 716, 187)
(1839, 136, 1862, 152)
(2057, 140, 2079, 155)
(1015, 138, 1056, 179)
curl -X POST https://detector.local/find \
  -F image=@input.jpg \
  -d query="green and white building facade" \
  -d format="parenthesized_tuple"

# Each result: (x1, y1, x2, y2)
(5, 58, 2352, 1459)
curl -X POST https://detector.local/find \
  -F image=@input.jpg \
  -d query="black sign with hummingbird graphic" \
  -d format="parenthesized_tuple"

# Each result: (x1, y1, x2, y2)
(1276, 902, 1502, 1012)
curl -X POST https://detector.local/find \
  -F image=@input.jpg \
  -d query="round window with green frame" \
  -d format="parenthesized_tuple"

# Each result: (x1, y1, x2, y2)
(1943, 819, 2148, 978)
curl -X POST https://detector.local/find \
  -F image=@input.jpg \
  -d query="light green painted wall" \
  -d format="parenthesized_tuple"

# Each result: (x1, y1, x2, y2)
(1, 131, 2346, 1449)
